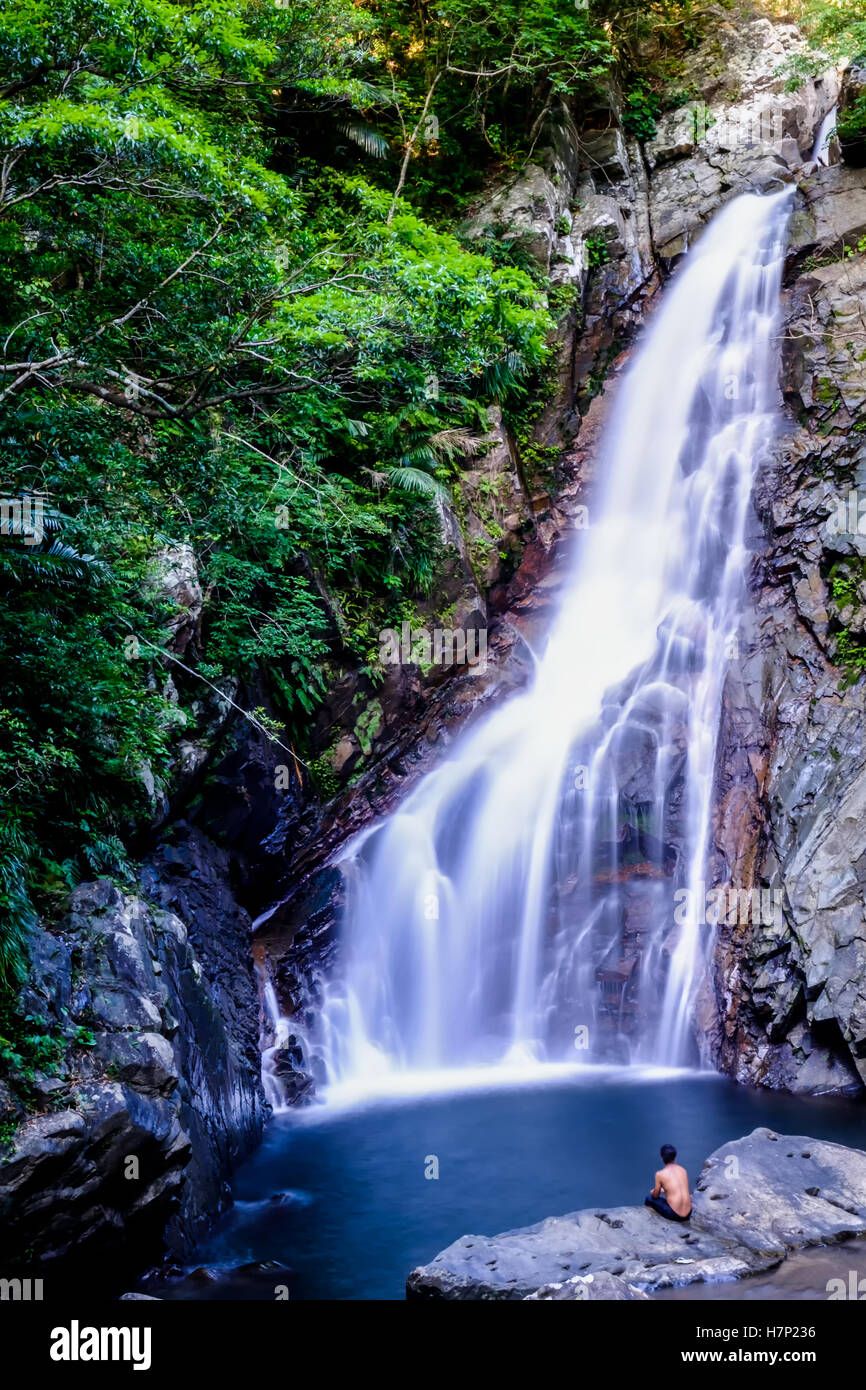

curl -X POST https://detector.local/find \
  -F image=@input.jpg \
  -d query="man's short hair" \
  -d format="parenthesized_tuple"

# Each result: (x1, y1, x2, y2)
(660, 1144, 677, 1164)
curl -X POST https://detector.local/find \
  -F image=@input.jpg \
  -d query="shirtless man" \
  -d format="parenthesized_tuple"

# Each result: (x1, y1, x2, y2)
(644, 1144, 691, 1222)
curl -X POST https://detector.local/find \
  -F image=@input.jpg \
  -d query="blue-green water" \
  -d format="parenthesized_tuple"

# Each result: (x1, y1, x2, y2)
(170, 1070, 865, 1300)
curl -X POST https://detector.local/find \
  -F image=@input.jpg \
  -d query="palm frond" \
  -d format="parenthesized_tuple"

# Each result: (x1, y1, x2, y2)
(0, 538, 106, 590)
(337, 123, 390, 159)
(482, 351, 528, 399)
(0, 846, 34, 991)
(397, 443, 438, 469)
(430, 428, 494, 460)
(387, 467, 449, 500)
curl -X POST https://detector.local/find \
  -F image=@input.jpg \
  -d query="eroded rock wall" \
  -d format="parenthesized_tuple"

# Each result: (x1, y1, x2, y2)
(0, 827, 266, 1286)
(709, 154, 866, 1096)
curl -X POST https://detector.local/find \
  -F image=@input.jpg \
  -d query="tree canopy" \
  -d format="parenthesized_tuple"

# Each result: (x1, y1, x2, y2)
(0, 0, 709, 988)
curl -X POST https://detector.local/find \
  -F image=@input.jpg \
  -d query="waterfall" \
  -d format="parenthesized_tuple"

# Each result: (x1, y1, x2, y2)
(260, 968, 292, 1113)
(811, 106, 837, 167)
(311, 188, 794, 1095)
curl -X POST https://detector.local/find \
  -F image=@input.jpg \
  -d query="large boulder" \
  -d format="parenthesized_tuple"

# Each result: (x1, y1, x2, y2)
(407, 1129, 866, 1299)
(790, 165, 866, 264)
(0, 843, 267, 1287)
(692, 1128, 866, 1247)
(407, 1204, 781, 1300)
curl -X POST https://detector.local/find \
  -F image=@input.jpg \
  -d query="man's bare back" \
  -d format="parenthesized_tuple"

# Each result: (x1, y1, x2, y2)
(651, 1162, 691, 1217)
(645, 1145, 691, 1221)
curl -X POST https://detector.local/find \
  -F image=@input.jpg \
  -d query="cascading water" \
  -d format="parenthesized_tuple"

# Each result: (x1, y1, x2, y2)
(811, 106, 837, 167)
(310, 188, 794, 1094)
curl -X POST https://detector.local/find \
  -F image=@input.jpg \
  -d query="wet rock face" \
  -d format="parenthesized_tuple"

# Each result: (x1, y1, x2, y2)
(791, 165, 866, 268)
(644, 16, 838, 262)
(708, 152, 866, 1096)
(406, 1128, 866, 1299)
(0, 836, 266, 1287)
(463, 105, 585, 282)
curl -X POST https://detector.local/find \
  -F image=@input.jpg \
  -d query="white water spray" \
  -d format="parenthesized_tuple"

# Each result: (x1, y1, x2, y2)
(311, 189, 793, 1092)
(811, 106, 837, 167)
(260, 970, 292, 1112)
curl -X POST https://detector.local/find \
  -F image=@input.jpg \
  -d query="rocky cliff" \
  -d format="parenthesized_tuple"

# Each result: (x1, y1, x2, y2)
(709, 162, 866, 1096)
(0, 829, 266, 1288)
(260, 10, 862, 1101)
(1, 6, 862, 1288)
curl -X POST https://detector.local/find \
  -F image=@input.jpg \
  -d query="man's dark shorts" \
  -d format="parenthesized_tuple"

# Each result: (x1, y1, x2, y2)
(645, 1193, 690, 1222)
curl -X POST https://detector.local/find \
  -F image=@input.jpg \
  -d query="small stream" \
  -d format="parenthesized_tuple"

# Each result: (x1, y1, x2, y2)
(152, 1071, 865, 1300)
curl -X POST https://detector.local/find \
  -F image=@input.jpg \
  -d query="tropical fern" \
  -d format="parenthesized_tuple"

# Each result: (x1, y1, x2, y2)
(0, 529, 105, 592)
(386, 466, 449, 499)
(337, 123, 390, 159)
(482, 351, 529, 399)
(81, 833, 128, 876)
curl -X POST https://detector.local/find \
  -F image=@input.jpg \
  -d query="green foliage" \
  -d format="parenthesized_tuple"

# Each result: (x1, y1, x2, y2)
(796, 0, 866, 64)
(0, 1000, 65, 1103)
(838, 93, 866, 146)
(622, 86, 661, 139)
(585, 231, 611, 269)
(795, 0, 866, 160)
(0, 818, 35, 992)
(829, 560, 866, 686)
(342, 0, 711, 212)
(664, 84, 700, 111)
(358, 0, 615, 208)
(0, 0, 716, 1008)
(308, 745, 342, 801)
(548, 281, 581, 319)
(0, 0, 558, 976)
